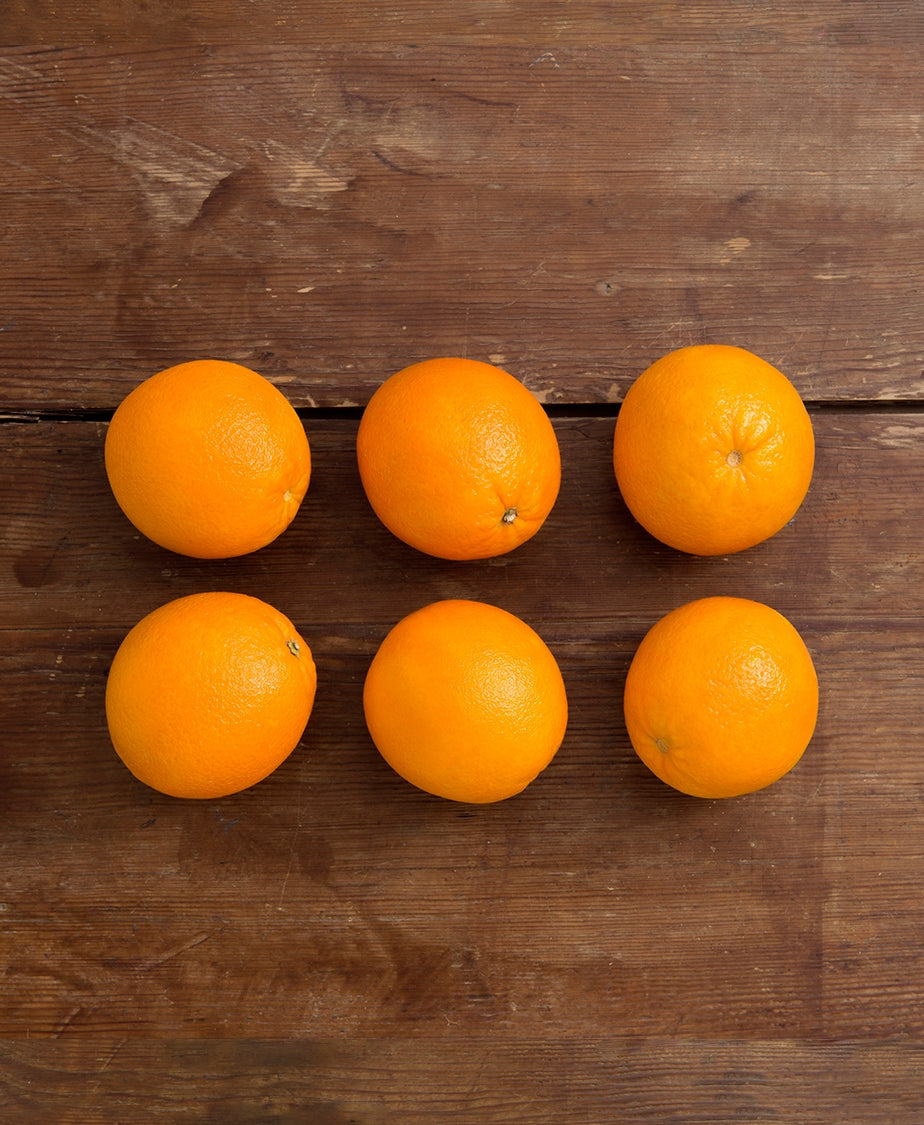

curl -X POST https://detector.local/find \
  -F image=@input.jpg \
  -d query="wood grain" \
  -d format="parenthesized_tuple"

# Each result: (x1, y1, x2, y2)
(2, 411, 924, 1042)
(4, 3, 924, 1119)
(6, 0, 924, 47)
(3, 5, 924, 408)
(1, 412, 922, 630)
(2, 1039, 923, 1123)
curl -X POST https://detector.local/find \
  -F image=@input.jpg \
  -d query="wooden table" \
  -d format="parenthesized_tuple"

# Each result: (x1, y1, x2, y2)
(3, 3, 924, 1120)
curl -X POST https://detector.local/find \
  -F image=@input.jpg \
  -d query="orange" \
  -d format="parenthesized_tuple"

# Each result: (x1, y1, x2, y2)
(363, 599, 568, 803)
(105, 592, 317, 799)
(105, 359, 311, 558)
(613, 344, 814, 555)
(356, 357, 561, 560)
(623, 596, 818, 799)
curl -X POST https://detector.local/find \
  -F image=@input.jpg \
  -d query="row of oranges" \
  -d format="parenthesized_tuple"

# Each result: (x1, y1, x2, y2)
(102, 349, 818, 805)
(104, 347, 814, 563)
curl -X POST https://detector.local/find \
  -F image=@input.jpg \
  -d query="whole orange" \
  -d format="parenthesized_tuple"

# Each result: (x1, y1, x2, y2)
(613, 344, 814, 555)
(105, 359, 311, 558)
(623, 596, 818, 799)
(105, 592, 317, 799)
(356, 357, 561, 560)
(363, 599, 568, 803)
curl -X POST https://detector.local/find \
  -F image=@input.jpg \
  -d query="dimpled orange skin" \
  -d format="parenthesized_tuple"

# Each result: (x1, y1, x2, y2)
(105, 592, 317, 799)
(624, 597, 818, 799)
(105, 359, 311, 559)
(613, 344, 814, 556)
(356, 357, 561, 560)
(363, 599, 568, 803)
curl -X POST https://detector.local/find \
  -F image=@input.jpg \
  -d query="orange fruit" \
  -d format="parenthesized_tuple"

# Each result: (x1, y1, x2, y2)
(105, 359, 311, 558)
(363, 599, 568, 803)
(356, 357, 561, 560)
(613, 344, 814, 555)
(623, 596, 818, 799)
(105, 591, 317, 799)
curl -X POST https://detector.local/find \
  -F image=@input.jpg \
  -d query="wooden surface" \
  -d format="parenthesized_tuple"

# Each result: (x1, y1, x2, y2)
(3, 3, 924, 1121)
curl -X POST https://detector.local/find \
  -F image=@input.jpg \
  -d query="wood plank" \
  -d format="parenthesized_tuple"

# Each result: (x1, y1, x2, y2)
(2, 1039, 924, 1123)
(6, 0, 924, 47)
(3, 617, 922, 1039)
(2, 19, 923, 407)
(3, 411, 924, 1039)
(1, 411, 922, 631)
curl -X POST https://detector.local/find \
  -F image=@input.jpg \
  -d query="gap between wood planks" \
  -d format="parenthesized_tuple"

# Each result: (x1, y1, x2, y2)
(4, 399, 924, 426)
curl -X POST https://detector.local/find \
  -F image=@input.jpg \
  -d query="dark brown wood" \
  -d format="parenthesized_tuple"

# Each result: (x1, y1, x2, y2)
(2, 411, 924, 1047)
(4, 3, 924, 1120)
(2, 411, 922, 630)
(2, 1039, 924, 1123)
(3, 5, 924, 408)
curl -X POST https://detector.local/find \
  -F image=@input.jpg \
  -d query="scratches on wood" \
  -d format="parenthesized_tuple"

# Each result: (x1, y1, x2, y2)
(136, 932, 213, 972)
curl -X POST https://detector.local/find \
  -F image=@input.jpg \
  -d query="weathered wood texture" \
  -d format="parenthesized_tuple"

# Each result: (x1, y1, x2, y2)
(3, 411, 921, 631)
(2, 412, 924, 1044)
(3, 2, 924, 408)
(2, 1039, 923, 1124)
(4, 3, 924, 1120)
